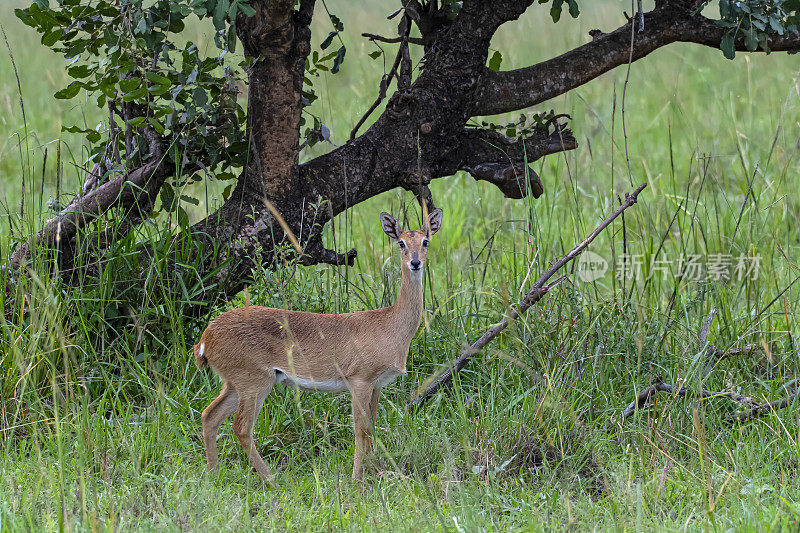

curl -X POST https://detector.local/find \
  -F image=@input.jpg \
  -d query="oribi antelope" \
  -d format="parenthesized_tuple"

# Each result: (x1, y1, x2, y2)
(194, 208, 443, 481)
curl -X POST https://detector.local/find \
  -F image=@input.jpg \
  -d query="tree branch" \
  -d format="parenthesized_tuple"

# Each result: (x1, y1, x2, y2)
(408, 182, 648, 414)
(449, 120, 576, 199)
(10, 132, 168, 269)
(734, 388, 800, 423)
(362, 32, 424, 46)
(474, 7, 800, 116)
(607, 375, 797, 431)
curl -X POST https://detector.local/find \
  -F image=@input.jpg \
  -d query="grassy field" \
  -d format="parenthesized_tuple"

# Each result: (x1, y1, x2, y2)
(2, 0, 800, 530)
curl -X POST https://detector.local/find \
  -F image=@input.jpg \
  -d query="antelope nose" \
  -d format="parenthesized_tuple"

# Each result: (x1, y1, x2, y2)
(410, 259, 421, 270)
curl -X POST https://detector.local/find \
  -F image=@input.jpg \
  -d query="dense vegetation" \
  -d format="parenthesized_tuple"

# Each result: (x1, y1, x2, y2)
(2, 0, 800, 530)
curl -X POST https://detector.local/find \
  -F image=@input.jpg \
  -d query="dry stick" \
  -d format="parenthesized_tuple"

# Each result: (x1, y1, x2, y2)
(408, 182, 649, 414)
(350, 22, 410, 140)
(734, 388, 800, 423)
(703, 344, 758, 381)
(611, 306, 764, 431)
(698, 307, 717, 348)
(609, 376, 761, 431)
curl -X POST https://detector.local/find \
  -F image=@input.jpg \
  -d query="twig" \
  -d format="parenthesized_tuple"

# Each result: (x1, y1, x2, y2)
(362, 33, 424, 45)
(729, 166, 758, 253)
(607, 376, 762, 432)
(703, 344, 758, 381)
(698, 307, 717, 348)
(350, 19, 412, 140)
(733, 388, 800, 423)
(408, 182, 648, 414)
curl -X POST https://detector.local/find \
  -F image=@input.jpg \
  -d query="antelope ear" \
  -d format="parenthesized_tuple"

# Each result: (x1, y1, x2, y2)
(380, 212, 401, 240)
(425, 208, 443, 237)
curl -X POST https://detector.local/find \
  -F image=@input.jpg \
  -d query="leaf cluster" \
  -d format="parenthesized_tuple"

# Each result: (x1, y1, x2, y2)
(716, 0, 800, 58)
(16, 0, 254, 184)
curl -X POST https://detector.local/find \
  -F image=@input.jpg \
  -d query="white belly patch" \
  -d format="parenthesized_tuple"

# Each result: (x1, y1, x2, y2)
(375, 366, 406, 388)
(274, 368, 348, 393)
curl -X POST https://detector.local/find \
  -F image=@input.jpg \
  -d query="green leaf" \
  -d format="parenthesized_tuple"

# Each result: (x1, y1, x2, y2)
(180, 194, 200, 206)
(567, 0, 579, 18)
(769, 16, 785, 35)
(122, 85, 147, 102)
(147, 117, 166, 134)
(488, 50, 502, 71)
(745, 27, 758, 51)
(550, 0, 564, 22)
(177, 206, 189, 229)
(14, 9, 38, 28)
(119, 78, 141, 92)
(329, 13, 343, 32)
(41, 28, 63, 46)
(160, 182, 176, 212)
(213, 0, 229, 29)
(331, 45, 346, 74)
(193, 86, 208, 106)
(146, 72, 172, 86)
(368, 51, 382, 60)
(320, 31, 336, 50)
(67, 64, 91, 78)
(54, 81, 82, 99)
(720, 33, 735, 59)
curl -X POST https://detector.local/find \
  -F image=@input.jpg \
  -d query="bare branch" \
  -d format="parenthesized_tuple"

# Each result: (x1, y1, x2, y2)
(351, 18, 411, 140)
(362, 32, 424, 45)
(734, 388, 800, 423)
(408, 183, 648, 414)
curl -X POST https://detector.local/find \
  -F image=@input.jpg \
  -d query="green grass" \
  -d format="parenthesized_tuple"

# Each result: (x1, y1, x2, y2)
(3, 0, 800, 530)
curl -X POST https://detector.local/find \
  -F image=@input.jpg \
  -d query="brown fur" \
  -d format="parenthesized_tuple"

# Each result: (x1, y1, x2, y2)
(195, 209, 442, 481)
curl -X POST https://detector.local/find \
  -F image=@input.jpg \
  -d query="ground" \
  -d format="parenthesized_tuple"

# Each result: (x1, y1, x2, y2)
(1, 0, 800, 530)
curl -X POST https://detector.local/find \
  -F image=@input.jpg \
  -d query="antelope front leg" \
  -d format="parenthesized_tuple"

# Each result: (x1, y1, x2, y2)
(350, 381, 375, 481)
(370, 388, 380, 428)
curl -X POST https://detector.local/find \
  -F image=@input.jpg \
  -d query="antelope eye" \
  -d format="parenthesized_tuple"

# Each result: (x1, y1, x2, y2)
(398, 241, 406, 249)
(422, 239, 429, 247)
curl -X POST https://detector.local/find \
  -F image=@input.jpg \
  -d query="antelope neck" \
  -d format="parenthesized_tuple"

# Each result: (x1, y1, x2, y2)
(391, 264, 424, 334)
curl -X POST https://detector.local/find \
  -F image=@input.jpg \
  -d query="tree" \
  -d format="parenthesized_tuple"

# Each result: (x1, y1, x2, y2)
(9, 0, 800, 318)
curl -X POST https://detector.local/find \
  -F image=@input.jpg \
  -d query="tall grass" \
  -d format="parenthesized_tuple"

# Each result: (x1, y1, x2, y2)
(2, 0, 800, 530)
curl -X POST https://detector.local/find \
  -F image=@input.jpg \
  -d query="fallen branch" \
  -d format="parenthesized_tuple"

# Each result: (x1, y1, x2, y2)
(703, 344, 759, 381)
(696, 307, 760, 380)
(609, 309, 765, 431)
(607, 375, 798, 430)
(733, 389, 800, 423)
(408, 182, 648, 414)
(607, 376, 762, 432)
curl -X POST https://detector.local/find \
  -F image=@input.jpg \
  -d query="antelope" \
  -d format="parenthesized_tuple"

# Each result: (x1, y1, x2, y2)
(194, 208, 443, 481)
